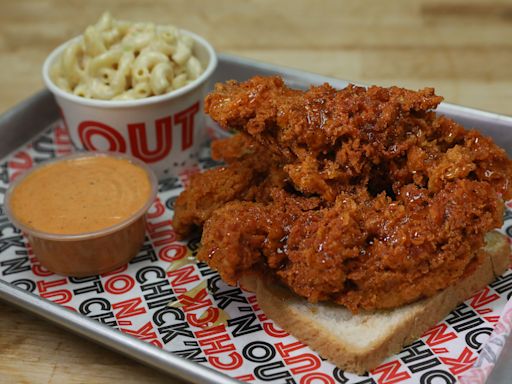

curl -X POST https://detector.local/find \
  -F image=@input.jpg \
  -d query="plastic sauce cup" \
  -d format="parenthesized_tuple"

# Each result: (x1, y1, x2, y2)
(4, 152, 158, 277)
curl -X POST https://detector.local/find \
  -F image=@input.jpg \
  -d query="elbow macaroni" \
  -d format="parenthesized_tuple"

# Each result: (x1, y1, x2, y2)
(50, 12, 204, 100)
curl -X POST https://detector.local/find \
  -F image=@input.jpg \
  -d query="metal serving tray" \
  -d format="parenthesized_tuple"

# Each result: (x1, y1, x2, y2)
(1, 53, 512, 384)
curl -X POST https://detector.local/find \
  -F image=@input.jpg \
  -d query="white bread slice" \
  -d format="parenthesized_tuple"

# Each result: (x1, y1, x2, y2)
(256, 231, 510, 374)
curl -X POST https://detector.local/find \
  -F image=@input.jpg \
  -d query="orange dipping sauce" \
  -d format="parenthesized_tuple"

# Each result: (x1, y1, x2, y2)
(9, 155, 152, 235)
(5, 153, 157, 277)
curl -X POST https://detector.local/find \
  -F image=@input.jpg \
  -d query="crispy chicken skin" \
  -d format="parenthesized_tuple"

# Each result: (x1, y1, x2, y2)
(173, 76, 512, 312)
(172, 133, 286, 237)
(206, 77, 511, 201)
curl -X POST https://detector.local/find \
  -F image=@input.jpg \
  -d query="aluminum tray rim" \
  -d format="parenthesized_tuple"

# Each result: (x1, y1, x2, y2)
(1, 52, 512, 384)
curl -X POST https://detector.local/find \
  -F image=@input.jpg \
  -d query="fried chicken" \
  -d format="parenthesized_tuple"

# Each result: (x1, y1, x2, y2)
(206, 77, 511, 201)
(173, 76, 512, 312)
(173, 133, 287, 237)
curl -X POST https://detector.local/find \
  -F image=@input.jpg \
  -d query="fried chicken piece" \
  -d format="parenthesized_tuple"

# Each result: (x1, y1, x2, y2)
(205, 77, 512, 200)
(197, 190, 323, 286)
(335, 179, 503, 310)
(173, 134, 287, 237)
(176, 76, 512, 312)
(210, 132, 261, 163)
(173, 163, 257, 237)
(198, 180, 503, 312)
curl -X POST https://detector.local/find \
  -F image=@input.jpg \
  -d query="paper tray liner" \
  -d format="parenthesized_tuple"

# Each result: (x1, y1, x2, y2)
(1, 121, 511, 384)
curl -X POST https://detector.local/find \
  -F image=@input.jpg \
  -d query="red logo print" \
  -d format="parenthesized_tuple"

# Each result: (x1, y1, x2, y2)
(422, 323, 458, 346)
(371, 360, 411, 384)
(76, 102, 199, 162)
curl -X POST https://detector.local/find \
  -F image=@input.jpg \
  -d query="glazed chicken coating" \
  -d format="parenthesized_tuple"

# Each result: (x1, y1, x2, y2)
(174, 76, 512, 312)
(172, 133, 287, 237)
(205, 77, 512, 201)
(199, 180, 502, 312)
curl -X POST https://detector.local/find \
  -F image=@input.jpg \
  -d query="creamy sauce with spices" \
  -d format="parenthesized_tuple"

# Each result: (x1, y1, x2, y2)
(10, 155, 151, 234)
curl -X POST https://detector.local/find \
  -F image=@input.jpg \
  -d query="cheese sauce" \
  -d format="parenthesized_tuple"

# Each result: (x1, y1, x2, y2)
(9, 155, 152, 235)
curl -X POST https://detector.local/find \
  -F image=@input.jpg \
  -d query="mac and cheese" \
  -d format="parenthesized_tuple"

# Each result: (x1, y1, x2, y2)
(50, 12, 204, 100)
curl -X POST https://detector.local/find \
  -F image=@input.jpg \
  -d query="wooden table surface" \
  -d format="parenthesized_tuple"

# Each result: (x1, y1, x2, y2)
(1, 1, 511, 383)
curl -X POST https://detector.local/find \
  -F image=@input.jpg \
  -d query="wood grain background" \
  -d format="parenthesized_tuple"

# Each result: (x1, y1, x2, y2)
(1, 0, 511, 383)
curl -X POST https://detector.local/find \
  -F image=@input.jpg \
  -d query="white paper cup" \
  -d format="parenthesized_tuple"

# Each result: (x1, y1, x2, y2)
(42, 30, 217, 180)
